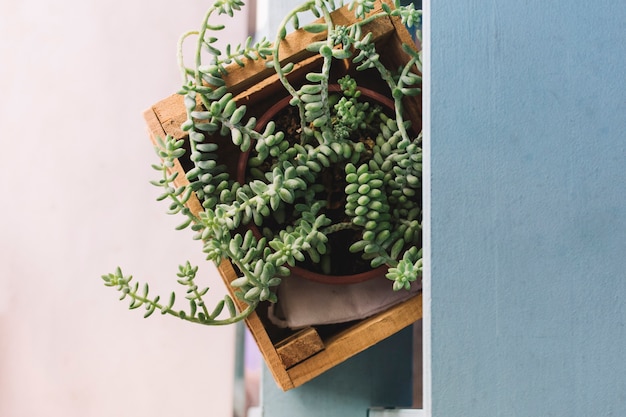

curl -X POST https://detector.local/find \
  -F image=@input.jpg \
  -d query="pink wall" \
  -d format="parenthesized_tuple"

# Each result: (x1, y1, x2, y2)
(0, 1, 250, 416)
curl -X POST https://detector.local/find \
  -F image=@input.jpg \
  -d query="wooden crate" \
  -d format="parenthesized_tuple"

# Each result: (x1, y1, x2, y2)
(143, 0, 422, 391)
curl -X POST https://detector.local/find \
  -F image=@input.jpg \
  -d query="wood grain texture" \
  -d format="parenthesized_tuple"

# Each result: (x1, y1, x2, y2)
(275, 327, 325, 369)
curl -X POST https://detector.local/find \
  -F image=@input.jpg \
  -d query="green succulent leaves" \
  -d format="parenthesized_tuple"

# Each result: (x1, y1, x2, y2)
(101, 263, 256, 324)
(387, 247, 423, 291)
(104, 0, 424, 326)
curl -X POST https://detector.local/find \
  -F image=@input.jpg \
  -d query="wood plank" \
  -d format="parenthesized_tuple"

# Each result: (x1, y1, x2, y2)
(217, 3, 395, 96)
(216, 260, 296, 390)
(382, 0, 423, 131)
(286, 293, 422, 388)
(275, 327, 325, 369)
(143, 105, 203, 215)
(148, 94, 188, 140)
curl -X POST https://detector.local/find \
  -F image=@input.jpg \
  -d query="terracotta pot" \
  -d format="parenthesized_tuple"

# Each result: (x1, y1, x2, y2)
(237, 85, 395, 285)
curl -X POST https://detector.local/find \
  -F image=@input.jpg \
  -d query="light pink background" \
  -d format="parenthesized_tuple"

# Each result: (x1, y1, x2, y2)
(0, 2, 250, 416)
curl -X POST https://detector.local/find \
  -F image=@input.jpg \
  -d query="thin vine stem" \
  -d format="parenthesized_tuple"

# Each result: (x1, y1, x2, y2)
(177, 30, 199, 84)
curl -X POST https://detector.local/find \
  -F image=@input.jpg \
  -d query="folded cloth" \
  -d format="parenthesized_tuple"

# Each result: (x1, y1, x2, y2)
(267, 273, 421, 329)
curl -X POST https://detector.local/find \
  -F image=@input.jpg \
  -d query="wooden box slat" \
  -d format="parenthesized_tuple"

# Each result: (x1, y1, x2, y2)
(275, 327, 325, 369)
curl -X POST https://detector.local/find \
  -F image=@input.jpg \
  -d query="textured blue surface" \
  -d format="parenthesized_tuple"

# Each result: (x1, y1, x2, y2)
(262, 327, 414, 416)
(430, 1, 626, 416)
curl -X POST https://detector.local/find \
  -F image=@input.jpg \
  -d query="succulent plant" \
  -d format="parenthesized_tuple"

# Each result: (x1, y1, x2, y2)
(103, 0, 423, 325)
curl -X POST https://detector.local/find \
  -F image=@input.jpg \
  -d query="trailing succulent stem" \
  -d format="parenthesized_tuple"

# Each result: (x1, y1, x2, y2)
(105, 0, 423, 326)
(102, 263, 256, 325)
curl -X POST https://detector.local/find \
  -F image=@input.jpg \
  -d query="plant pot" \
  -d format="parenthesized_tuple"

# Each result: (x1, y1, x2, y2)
(237, 85, 397, 285)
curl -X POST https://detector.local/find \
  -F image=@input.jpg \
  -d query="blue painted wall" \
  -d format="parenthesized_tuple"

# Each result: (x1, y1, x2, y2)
(430, 1, 626, 416)
(261, 327, 414, 416)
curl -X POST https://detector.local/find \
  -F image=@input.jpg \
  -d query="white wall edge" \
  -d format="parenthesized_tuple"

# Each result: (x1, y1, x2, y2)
(420, 0, 432, 416)
(369, 408, 426, 417)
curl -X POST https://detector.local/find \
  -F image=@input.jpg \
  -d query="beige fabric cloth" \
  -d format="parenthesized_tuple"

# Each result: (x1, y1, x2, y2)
(267, 273, 421, 329)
